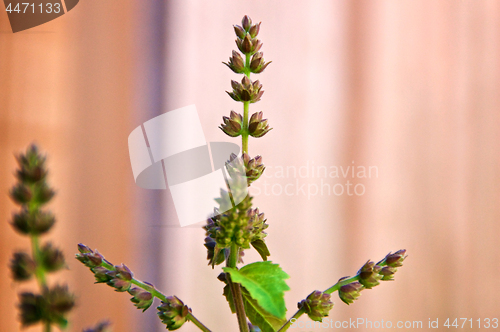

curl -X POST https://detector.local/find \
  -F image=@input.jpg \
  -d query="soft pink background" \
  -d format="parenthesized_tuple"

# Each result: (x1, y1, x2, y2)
(1, 1, 499, 331)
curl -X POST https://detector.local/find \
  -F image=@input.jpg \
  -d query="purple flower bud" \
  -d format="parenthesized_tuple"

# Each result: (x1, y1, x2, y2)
(338, 279, 364, 305)
(157, 296, 191, 330)
(129, 287, 154, 312)
(299, 290, 334, 322)
(233, 25, 246, 39)
(10, 252, 36, 281)
(242, 15, 252, 31)
(249, 22, 261, 38)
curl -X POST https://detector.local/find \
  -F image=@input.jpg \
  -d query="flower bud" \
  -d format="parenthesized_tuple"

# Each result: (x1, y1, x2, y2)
(33, 183, 55, 205)
(92, 266, 114, 283)
(9, 183, 32, 205)
(204, 236, 225, 267)
(233, 25, 246, 39)
(76, 248, 104, 269)
(357, 260, 382, 289)
(11, 209, 56, 235)
(379, 266, 397, 281)
(10, 252, 36, 281)
(106, 264, 133, 292)
(236, 35, 263, 55)
(249, 22, 261, 38)
(157, 296, 191, 330)
(43, 284, 75, 315)
(249, 52, 271, 73)
(242, 15, 252, 31)
(220, 111, 243, 137)
(299, 290, 334, 322)
(247, 207, 268, 241)
(223, 50, 245, 74)
(40, 242, 66, 272)
(227, 153, 265, 186)
(18, 292, 44, 326)
(227, 77, 264, 103)
(383, 249, 407, 267)
(248, 111, 272, 137)
(77, 243, 93, 254)
(129, 287, 154, 312)
(15, 145, 48, 184)
(338, 278, 364, 305)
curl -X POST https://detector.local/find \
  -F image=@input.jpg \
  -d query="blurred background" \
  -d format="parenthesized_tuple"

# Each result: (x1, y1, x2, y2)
(1, 0, 499, 331)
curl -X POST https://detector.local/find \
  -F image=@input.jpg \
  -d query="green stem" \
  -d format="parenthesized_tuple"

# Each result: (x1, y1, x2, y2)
(241, 52, 251, 155)
(227, 244, 249, 332)
(187, 313, 212, 332)
(278, 275, 361, 332)
(30, 235, 47, 288)
(44, 322, 51, 332)
(277, 308, 305, 332)
(101, 263, 213, 332)
(242, 101, 249, 154)
(130, 279, 168, 302)
(324, 275, 360, 294)
(27, 185, 47, 289)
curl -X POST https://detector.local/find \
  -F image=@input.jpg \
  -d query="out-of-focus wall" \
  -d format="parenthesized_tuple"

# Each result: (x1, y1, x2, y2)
(1, 1, 499, 332)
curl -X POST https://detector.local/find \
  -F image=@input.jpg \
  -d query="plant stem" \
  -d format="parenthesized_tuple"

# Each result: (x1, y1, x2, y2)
(44, 322, 51, 332)
(278, 275, 361, 332)
(101, 263, 213, 332)
(324, 275, 360, 294)
(277, 308, 305, 332)
(241, 52, 251, 155)
(130, 279, 168, 302)
(227, 244, 249, 332)
(187, 313, 212, 332)
(27, 186, 47, 289)
(30, 235, 47, 288)
(242, 101, 249, 154)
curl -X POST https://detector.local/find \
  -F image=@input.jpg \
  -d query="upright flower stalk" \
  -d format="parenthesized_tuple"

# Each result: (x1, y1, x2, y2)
(9, 145, 75, 331)
(72, 15, 407, 332)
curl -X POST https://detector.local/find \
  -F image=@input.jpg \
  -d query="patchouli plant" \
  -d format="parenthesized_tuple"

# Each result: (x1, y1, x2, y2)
(75, 15, 407, 332)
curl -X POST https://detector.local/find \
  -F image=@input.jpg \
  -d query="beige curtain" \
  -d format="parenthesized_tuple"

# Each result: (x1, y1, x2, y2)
(1, 1, 499, 331)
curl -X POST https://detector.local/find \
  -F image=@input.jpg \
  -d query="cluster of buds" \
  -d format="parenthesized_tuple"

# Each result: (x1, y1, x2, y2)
(247, 207, 269, 242)
(18, 285, 75, 328)
(338, 250, 407, 305)
(157, 296, 191, 330)
(299, 291, 334, 322)
(357, 260, 383, 289)
(377, 249, 407, 280)
(129, 286, 154, 312)
(226, 153, 265, 186)
(220, 111, 243, 137)
(8, 145, 75, 329)
(204, 195, 271, 267)
(76, 244, 158, 315)
(10, 145, 56, 235)
(230, 16, 271, 71)
(248, 111, 272, 137)
(227, 76, 264, 103)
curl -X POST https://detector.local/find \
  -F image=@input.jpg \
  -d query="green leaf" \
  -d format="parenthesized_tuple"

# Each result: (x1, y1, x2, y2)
(242, 288, 286, 332)
(223, 261, 290, 319)
(224, 285, 286, 332)
(251, 239, 270, 261)
(223, 284, 236, 313)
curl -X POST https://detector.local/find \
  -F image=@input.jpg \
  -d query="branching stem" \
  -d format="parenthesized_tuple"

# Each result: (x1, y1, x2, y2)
(277, 275, 361, 332)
